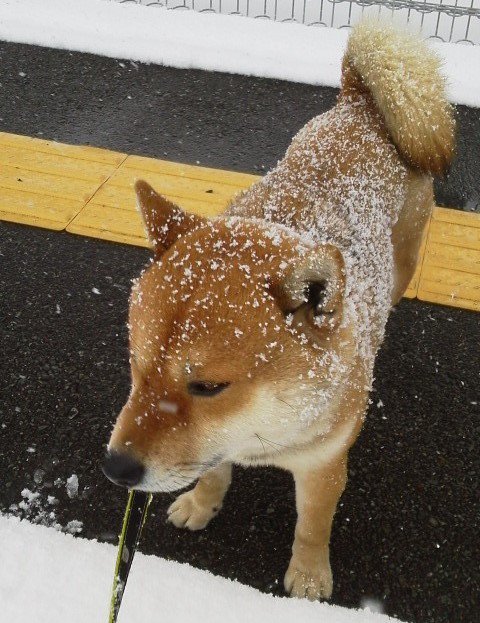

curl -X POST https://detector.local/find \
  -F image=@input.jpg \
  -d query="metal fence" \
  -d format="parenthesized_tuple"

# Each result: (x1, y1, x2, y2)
(117, 0, 480, 44)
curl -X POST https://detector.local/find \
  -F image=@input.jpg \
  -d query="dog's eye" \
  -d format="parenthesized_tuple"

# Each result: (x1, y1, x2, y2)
(187, 381, 230, 397)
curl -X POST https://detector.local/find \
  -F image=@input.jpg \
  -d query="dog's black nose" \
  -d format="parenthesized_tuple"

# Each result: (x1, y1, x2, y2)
(102, 451, 145, 488)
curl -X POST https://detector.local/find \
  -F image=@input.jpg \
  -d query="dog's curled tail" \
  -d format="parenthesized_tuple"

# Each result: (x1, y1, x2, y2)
(343, 21, 455, 175)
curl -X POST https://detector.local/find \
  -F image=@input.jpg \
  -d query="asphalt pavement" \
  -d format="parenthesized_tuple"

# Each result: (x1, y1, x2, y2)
(0, 41, 479, 211)
(0, 41, 479, 623)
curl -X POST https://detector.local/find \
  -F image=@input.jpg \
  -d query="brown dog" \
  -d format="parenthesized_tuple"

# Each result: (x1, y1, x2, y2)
(104, 21, 455, 600)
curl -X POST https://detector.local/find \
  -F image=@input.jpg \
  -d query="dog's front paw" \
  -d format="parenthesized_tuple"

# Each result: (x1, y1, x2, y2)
(284, 558, 333, 601)
(167, 490, 220, 531)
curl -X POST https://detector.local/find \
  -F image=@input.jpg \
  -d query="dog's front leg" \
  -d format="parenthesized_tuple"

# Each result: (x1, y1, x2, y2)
(167, 462, 232, 531)
(285, 453, 348, 600)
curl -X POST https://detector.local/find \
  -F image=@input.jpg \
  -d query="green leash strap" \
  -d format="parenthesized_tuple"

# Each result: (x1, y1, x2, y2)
(109, 490, 153, 623)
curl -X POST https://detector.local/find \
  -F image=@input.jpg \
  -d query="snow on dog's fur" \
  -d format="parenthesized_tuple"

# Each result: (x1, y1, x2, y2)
(105, 22, 455, 600)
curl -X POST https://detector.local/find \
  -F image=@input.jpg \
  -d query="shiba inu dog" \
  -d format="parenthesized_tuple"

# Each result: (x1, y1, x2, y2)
(103, 21, 455, 600)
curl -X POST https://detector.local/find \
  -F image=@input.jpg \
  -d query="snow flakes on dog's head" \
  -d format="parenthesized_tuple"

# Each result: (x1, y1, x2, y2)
(127, 215, 349, 420)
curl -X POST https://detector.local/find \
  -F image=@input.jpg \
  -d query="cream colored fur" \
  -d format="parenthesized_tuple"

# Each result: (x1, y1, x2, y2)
(345, 20, 455, 174)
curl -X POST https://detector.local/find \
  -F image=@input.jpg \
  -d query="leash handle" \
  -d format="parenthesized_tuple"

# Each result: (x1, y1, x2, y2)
(109, 490, 153, 623)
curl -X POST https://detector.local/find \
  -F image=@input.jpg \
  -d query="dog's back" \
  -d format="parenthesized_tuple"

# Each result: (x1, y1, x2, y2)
(228, 21, 455, 369)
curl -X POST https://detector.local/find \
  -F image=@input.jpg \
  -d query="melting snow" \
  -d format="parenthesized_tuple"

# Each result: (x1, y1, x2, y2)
(66, 474, 79, 499)
(8, 479, 82, 534)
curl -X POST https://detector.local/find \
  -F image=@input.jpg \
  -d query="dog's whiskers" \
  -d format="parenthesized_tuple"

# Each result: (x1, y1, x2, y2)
(275, 396, 298, 415)
(255, 433, 267, 455)
(168, 468, 193, 482)
(255, 433, 296, 455)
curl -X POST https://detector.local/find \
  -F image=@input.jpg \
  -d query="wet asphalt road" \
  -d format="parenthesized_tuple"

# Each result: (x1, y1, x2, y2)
(0, 42, 479, 623)
(0, 41, 479, 211)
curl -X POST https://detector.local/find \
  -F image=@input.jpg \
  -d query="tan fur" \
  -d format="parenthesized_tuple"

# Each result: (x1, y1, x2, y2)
(167, 463, 232, 530)
(106, 22, 456, 600)
(285, 454, 347, 599)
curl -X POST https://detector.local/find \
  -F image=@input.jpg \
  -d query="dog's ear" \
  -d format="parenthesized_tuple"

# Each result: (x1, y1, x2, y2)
(135, 179, 205, 259)
(273, 245, 345, 332)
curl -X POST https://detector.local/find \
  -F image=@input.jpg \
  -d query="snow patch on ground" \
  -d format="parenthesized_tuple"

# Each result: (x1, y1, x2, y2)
(8, 481, 83, 534)
(0, 515, 405, 623)
(0, 0, 478, 107)
(66, 473, 79, 499)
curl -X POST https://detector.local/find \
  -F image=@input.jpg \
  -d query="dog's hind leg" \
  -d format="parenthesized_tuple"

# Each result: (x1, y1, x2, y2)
(167, 462, 232, 531)
(391, 174, 433, 305)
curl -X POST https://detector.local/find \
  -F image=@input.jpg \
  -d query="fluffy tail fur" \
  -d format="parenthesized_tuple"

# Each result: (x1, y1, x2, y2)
(342, 21, 455, 175)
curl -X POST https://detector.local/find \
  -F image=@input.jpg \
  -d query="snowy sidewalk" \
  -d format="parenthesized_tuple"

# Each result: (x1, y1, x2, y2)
(0, 515, 403, 623)
(0, 0, 479, 108)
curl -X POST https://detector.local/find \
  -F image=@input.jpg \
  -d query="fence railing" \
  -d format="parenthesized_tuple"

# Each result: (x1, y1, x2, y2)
(116, 0, 480, 44)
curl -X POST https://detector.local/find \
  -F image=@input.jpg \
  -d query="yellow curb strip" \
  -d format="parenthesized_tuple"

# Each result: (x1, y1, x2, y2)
(0, 132, 126, 165)
(0, 132, 126, 230)
(66, 154, 248, 240)
(0, 132, 478, 312)
(67, 202, 148, 246)
(83, 175, 236, 210)
(64, 153, 130, 232)
(418, 207, 480, 311)
(123, 154, 260, 187)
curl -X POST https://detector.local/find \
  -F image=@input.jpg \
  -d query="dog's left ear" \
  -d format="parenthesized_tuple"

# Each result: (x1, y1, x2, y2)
(273, 245, 345, 331)
(135, 179, 206, 259)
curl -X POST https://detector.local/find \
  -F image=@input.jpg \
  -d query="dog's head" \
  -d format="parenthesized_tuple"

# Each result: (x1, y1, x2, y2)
(103, 181, 353, 492)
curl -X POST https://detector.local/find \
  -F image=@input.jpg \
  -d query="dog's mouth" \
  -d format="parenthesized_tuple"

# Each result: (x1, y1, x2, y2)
(231, 432, 295, 464)
(116, 468, 199, 494)
(138, 459, 223, 493)
(235, 446, 286, 465)
(238, 450, 278, 463)
(103, 451, 225, 492)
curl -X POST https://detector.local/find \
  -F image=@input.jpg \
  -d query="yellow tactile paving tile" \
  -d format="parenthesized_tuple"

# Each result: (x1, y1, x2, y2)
(67, 203, 150, 248)
(67, 198, 223, 247)
(124, 154, 260, 188)
(0, 165, 105, 202)
(0, 187, 85, 231)
(1, 133, 479, 312)
(0, 133, 126, 230)
(418, 207, 480, 311)
(0, 145, 122, 182)
(66, 154, 256, 244)
(81, 174, 238, 210)
(0, 132, 126, 165)
(68, 152, 424, 295)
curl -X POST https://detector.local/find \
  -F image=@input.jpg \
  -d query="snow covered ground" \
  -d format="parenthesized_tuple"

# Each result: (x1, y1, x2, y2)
(0, 0, 479, 107)
(114, 0, 480, 46)
(0, 515, 405, 623)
